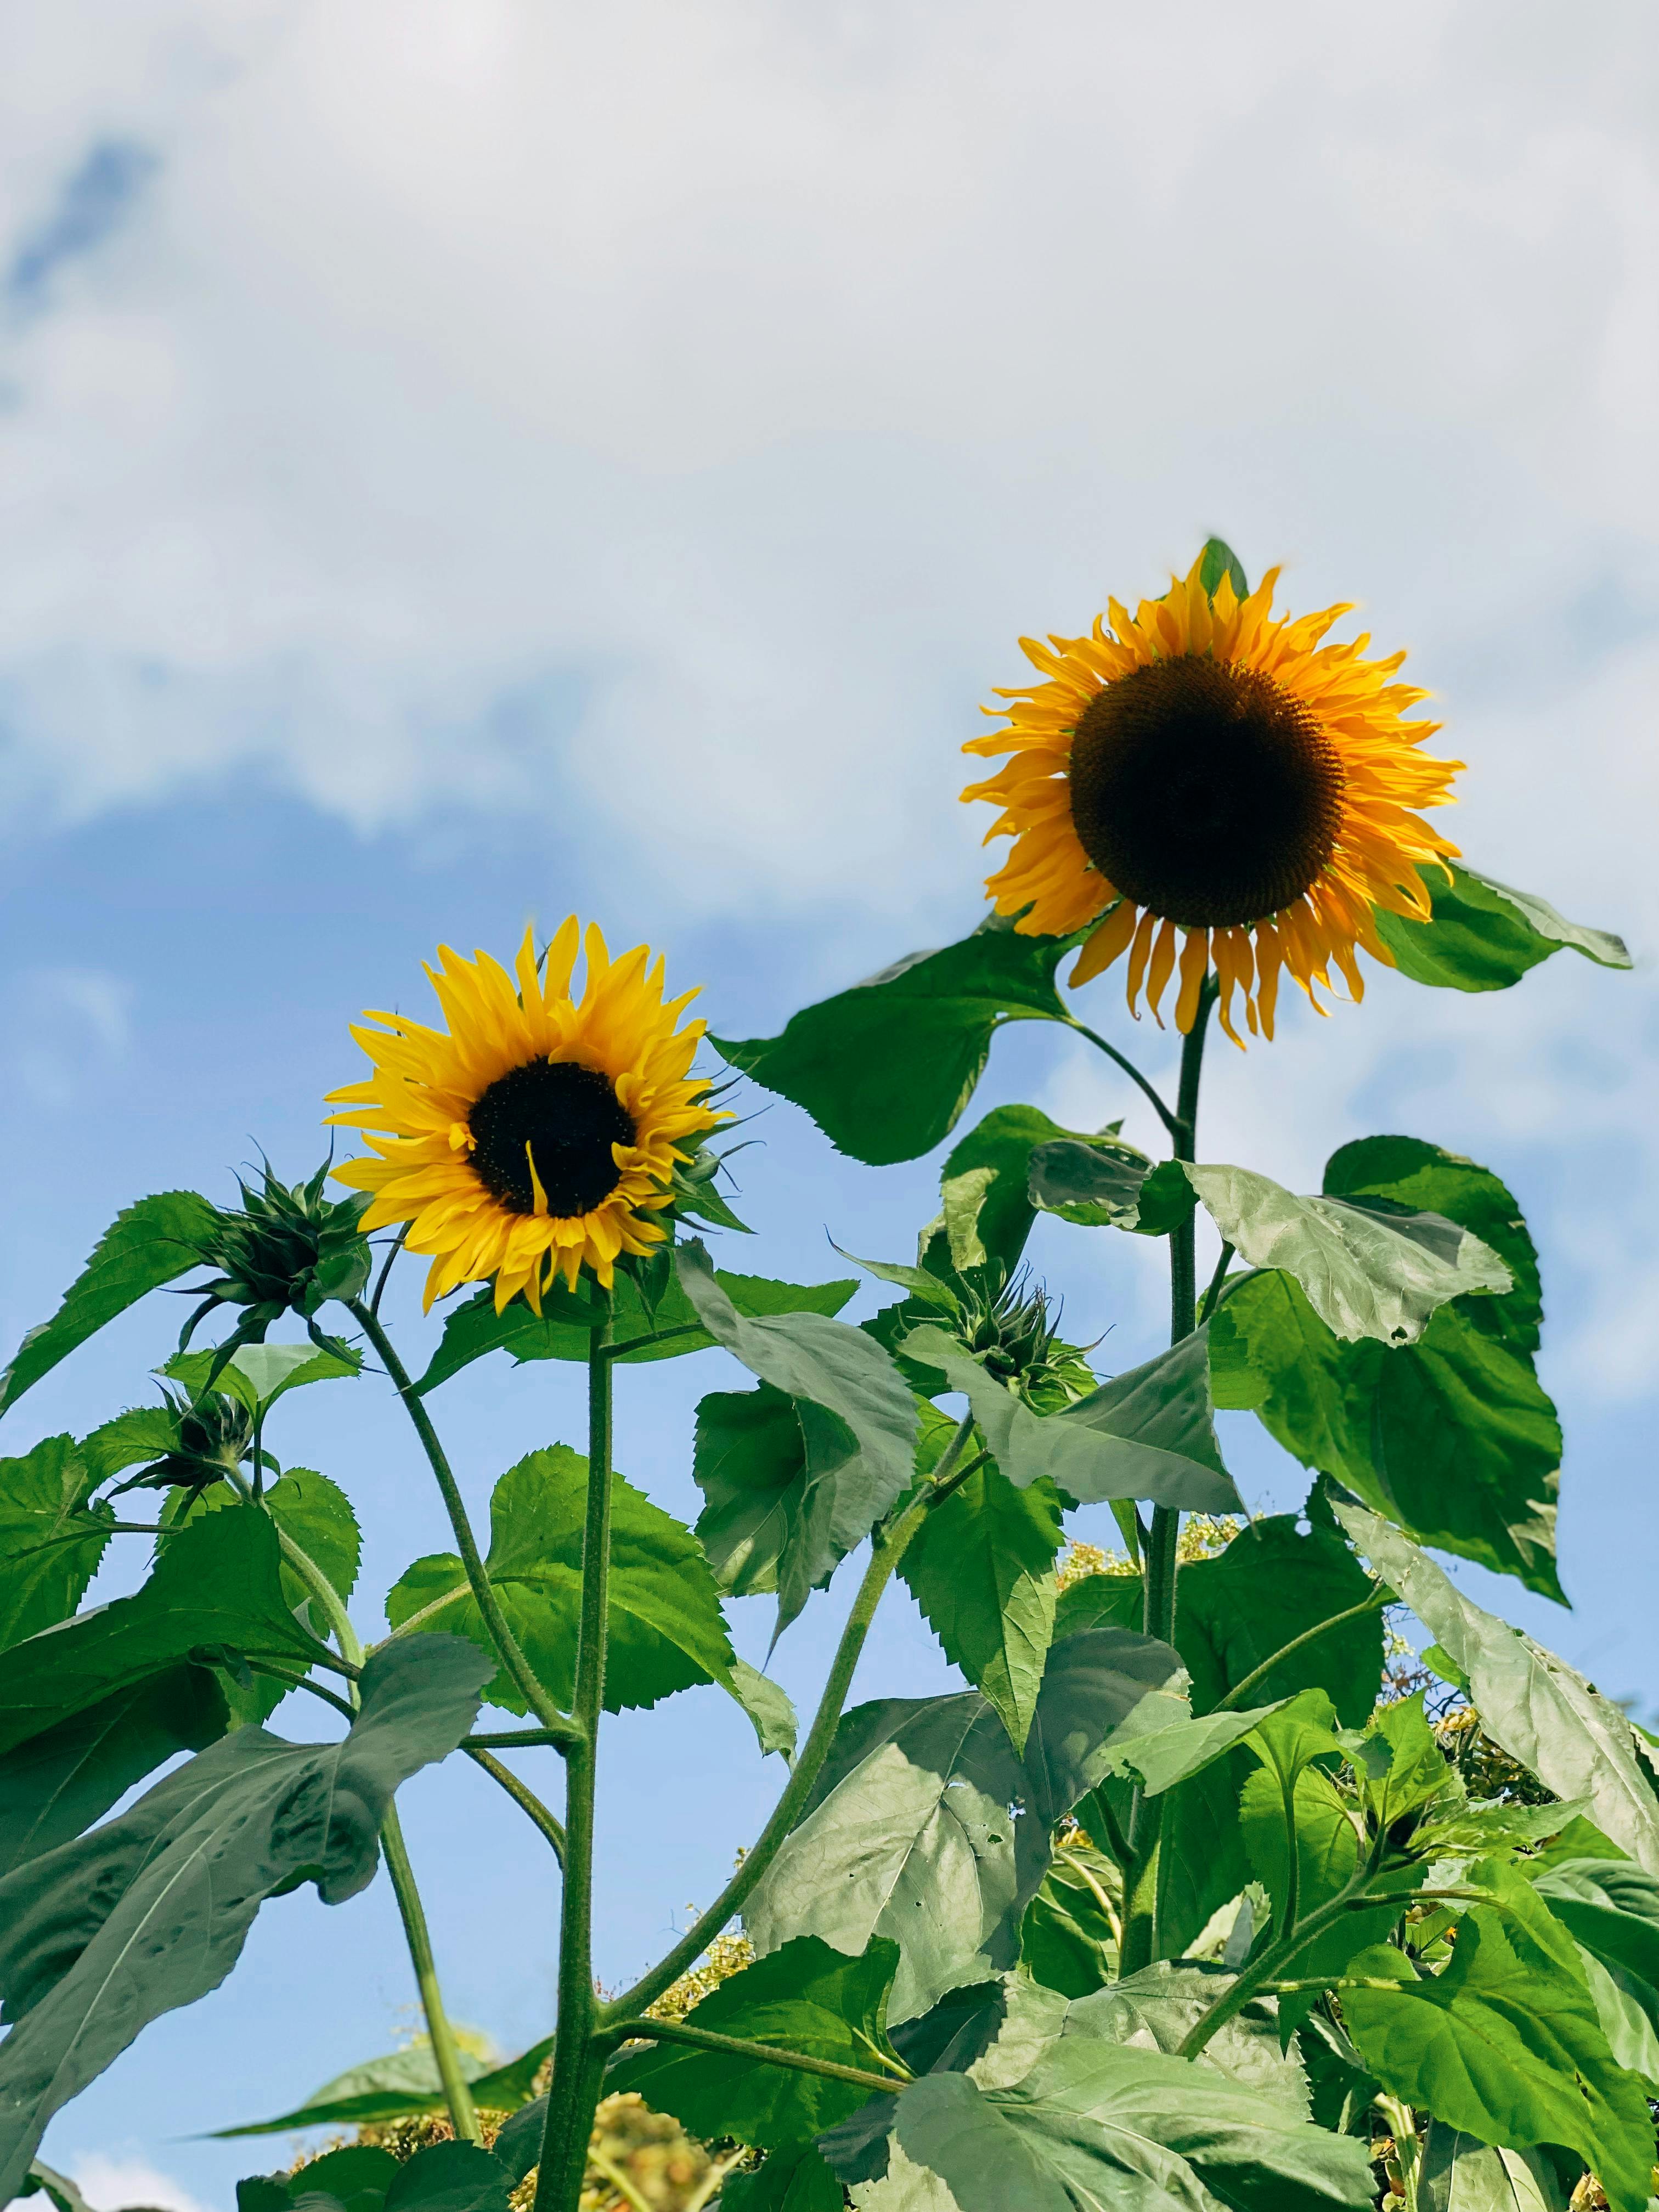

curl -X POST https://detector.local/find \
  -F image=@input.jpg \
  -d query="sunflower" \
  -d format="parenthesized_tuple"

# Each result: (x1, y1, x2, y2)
(962, 552, 1462, 1043)
(326, 922, 723, 1312)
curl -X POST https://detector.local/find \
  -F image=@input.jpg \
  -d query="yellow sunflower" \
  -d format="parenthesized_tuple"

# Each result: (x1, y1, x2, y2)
(326, 921, 723, 1312)
(962, 552, 1462, 1043)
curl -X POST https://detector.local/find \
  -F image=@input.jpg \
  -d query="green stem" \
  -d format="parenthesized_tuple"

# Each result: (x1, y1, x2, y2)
(351, 1299, 574, 1740)
(605, 1447, 958, 2025)
(1062, 1014, 1180, 1139)
(1211, 1585, 1388, 1714)
(1197, 1240, 1235, 1328)
(535, 1307, 616, 2212)
(603, 1324, 704, 1361)
(464, 1745, 567, 1863)
(1178, 1875, 1403, 2056)
(1378, 2093, 1423, 2212)
(603, 2016, 908, 2095)
(1121, 975, 1217, 1974)
(242, 1486, 480, 2142)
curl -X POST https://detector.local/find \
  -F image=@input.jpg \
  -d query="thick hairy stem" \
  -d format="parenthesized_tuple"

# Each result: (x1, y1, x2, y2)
(351, 1299, 573, 1738)
(605, 1449, 958, 2025)
(247, 1485, 480, 2141)
(535, 1310, 616, 2211)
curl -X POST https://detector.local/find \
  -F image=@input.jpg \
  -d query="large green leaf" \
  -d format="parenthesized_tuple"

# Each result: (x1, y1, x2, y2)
(0, 1506, 329, 1758)
(918, 1105, 1118, 1275)
(183, 1466, 362, 1617)
(0, 1635, 491, 2203)
(0, 1437, 112, 1651)
(721, 2142, 844, 2212)
(1028, 1144, 1198, 1237)
(745, 1628, 1182, 2021)
(1215, 1269, 1562, 1599)
(901, 1325, 1239, 1512)
(608, 1935, 902, 2148)
(1187, 1162, 1509, 1346)
(382, 2141, 512, 2212)
(415, 1265, 856, 1394)
(1177, 1511, 1384, 1727)
(1070, 1960, 1311, 2112)
(385, 1445, 733, 1714)
(1374, 862, 1630, 994)
(0, 1191, 219, 1417)
(0, 1666, 228, 1879)
(711, 916, 1077, 1166)
(1342, 1860, 1656, 2212)
(164, 1341, 362, 1415)
(899, 1454, 1063, 1753)
(1419, 2128, 1567, 2212)
(1334, 1504, 1659, 1874)
(893, 2036, 1375, 2212)
(1536, 1859, 1659, 2087)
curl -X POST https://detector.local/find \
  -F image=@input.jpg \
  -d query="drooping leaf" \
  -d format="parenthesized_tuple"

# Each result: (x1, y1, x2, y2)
(899, 1457, 1063, 1752)
(415, 1265, 856, 1395)
(0, 1506, 329, 1758)
(1342, 1859, 1656, 2212)
(0, 1635, 492, 2204)
(1186, 1162, 1510, 1346)
(720, 2141, 844, 2212)
(893, 2036, 1375, 2212)
(0, 1190, 220, 1417)
(1536, 1858, 1659, 2087)
(607, 1935, 903, 2148)
(746, 1628, 1181, 2022)
(385, 1446, 733, 1715)
(711, 916, 1079, 1166)
(1214, 1268, 1562, 1599)
(1374, 862, 1630, 994)
(1334, 1503, 1659, 1874)
(0, 1665, 228, 1878)
(1027, 1143, 1198, 1239)
(726, 1659, 800, 1764)
(0, 1437, 112, 1652)
(901, 1325, 1239, 1513)
(1419, 2127, 1567, 2212)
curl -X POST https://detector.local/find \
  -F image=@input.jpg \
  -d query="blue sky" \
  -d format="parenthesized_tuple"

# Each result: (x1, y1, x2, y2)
(2, 5, 1657, 2207)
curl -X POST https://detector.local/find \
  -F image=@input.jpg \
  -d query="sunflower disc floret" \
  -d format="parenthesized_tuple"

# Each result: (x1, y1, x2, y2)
(326, 921, 724, 1311)
(963, 552, 1463, 1042)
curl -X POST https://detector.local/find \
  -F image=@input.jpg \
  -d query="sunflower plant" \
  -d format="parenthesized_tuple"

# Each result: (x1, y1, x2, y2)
(0, 540, 1651, 2212)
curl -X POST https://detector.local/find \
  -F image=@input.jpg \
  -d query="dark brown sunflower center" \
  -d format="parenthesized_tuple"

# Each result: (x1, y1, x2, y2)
(1068, 655, 1346, 928)
(468, 1059, 635, 1218)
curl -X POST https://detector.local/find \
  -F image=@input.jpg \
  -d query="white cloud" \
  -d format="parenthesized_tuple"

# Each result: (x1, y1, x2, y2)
(54, 2149, 210, 2212)
(2, 964, 134, 1107)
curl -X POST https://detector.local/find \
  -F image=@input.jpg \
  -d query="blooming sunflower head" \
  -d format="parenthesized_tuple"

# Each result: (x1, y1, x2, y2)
(962, 549, 1463, 1043)
(326, 921, 725, 1313)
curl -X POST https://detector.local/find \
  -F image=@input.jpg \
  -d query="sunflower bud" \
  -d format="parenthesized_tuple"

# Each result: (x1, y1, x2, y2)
(109, 1387, 255, 1497)
(955, 1265, 1092, 1410)
(181, 1162, 371, 1349)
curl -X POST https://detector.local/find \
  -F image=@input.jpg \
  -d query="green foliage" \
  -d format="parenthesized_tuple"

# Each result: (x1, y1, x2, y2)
(0, 1190, 219, 1415)
(1342, 1860, 1656, 2212)
(1374, 862, 1630, 992)
(720, 2142, 843, 2212)
(711, 915, 1077, 1164)
(416, 1264, 856, 1393)
(165, 1339, 363, 1414)
(1419, 2129, 1567, 2212)
(0, 1637, 492, 2204)
(1535, 1859, 1659, 2087)
(386, 1446, 733, 1713)
(0, 1435, 112, 1650)
(608, 1935, 903, 2146)
(1020, 1840, 1121, 1997)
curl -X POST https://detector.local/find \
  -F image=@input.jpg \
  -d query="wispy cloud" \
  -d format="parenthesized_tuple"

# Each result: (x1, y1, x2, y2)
(6, 138, 160, 312)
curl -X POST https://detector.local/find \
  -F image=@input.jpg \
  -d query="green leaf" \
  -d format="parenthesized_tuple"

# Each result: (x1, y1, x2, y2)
(1342, 1859, 1656, 2212)
(385, 1446, 733, 1715)
(712, 915, 1079, 1166)
(0, 1635, 492, 2204)
(901, 1325, 1240, 1513)
(0, 1665, 228, 1878)
(383, 2142, 512, 2212)
(746, 1628, 1182, 2021)
(899, 1458, 1062, 1752)
(78, 1407, 180, 1489)
(1334, 1502, 1659, 1873)
(920, 1105, 1164, 1279)
(681, 1243, 918, 1634)
(1420, 2129, 1567, 2212)
(0, 1437, 112, 1652)
(163, 1341, 362, 1415)
(1536, 1859, 1659, 2087)
(1214, 1270, 1562, 1599)
(1187, 1161, 1510, 1346)
(1070, 1959, 1311, 2111)
(893, 2037, 1375, 2212)
(1027, 1141, 1199, 1237)
(213, 2045, 489, 2136)
(1374, 862, 1630, 994)
(0, 1505, 329, 1758)
(277, 2146, 400, 2212)
(720, 2142, 844, 2212)
(1020, 1841, 1121, 1998)
(19, 2160, 94, 2212)
(727, 1659, 800, 1763)
(0, 1191, 220, 1417)
(607, 1934, 903, 2147)
(1103, 1705, 1284, 1799)
(1198, 536, 1250, 600)
(415, 1266, 856, 1394)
